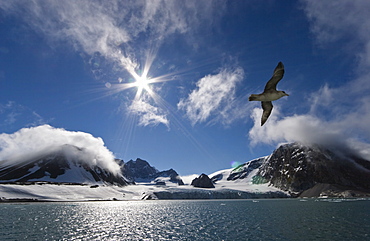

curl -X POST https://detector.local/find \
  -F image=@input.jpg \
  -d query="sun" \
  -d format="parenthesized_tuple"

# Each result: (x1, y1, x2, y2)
(113, 51, 172, 101)
(132, 73, 154, 100)
(134, 75, 150, 91)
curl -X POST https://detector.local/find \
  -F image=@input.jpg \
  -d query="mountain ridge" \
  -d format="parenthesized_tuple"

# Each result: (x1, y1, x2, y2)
(0, 145, 130, 186)
(120, 158, 184, 185)
(0, 142, 369, 200)
(208, 142, 370, 198)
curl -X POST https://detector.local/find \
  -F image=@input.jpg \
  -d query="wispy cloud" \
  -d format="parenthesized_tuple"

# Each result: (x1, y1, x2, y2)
(0, 125, 120, 174)
(0, 101, 48, 128)
(0, 0, 226, 127)
(0, 0, 226, 72)
(301, 0, 370, 68)
(0, 101, 20, 125)
(178, 67, 244, 125)
(129, 97, 169, 127)
(249, 1, 370, 159)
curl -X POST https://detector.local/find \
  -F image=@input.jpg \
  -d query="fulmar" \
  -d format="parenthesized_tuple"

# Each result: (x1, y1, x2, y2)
(249, 62, 288, 126)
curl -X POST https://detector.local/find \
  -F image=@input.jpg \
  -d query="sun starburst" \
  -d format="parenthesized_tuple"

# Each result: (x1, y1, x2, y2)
(132, 73, 153, 100)
(134, 75, 150, 91)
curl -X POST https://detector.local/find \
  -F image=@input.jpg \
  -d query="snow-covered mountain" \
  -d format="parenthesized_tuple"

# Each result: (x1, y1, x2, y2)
(256, 143, 370, 197)
(0, 145, 130, 186)
(1, 142, 369, 201)
(120, 158, 184, 185)
(0, 149, 183, 188)
(208, 143, 370, 198)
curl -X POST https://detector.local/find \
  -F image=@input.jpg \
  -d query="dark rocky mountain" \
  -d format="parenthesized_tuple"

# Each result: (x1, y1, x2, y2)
(211, 157, 265, 183)
(121, 158, 158, 180)
(0, 145, 131, 186)
(1, 142, 369, 198)
(0, 149, 183, 187)
(120, 158, 184, 185)
(255, 143, 370, 197)
(208, 142, 370, 198)
(191, 173, 214, 188)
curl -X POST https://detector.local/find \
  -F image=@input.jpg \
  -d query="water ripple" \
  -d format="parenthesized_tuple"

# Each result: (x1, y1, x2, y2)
(0, 199, 369, 240)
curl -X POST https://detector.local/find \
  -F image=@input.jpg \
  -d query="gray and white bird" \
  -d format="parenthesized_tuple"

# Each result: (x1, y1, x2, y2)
(249, 62, 288, 126)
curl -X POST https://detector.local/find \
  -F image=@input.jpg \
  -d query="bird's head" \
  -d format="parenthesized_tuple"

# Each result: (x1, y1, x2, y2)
(281, 91, 289, 97)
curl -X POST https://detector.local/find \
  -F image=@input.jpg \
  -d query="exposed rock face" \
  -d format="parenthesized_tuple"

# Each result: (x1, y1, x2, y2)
(257, 143, 370, 197)
(0, 153, 183, 187)
(121, 158, 184, 185)
(191, 173, 215, 188)
(226, 158, 265, 181)
(0, 152, 130, 186)
(299, 183, 370, 198)
(0, 156, 69, 181)
(156, 169, 185, 185)
(122, 158, 158, 180)
(141, 193, 158, 200)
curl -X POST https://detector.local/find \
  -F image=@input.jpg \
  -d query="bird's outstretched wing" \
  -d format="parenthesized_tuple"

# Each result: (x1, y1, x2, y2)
(264, 62, 284, 91)
(261, 101, 273, 126)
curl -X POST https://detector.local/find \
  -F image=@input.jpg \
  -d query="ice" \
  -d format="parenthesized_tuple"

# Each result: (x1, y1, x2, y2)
(0, 184, 127, 201)
(0, 171, 287, 201)
(0, 157, 288, 201)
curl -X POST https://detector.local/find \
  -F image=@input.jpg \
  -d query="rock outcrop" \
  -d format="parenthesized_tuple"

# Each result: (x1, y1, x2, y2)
(257, 143, 370, 197)
(120, 158, 184, 185)
(191, 173, 215, 188)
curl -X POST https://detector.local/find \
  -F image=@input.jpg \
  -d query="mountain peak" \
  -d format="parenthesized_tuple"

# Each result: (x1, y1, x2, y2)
(123, 158, 159, 180)
(120, 158, 184, 185)
(0, 149, 129, 186)
(257, 142, 370, 196)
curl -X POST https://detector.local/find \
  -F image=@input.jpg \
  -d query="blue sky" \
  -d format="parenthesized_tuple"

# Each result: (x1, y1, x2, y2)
(1, 0, 370, 175)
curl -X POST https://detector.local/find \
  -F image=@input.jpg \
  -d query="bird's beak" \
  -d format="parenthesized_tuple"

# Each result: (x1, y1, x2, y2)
(285, 93, 289, 96)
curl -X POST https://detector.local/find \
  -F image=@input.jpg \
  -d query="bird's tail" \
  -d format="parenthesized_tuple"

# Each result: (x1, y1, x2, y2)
(249, 94, 258, 101)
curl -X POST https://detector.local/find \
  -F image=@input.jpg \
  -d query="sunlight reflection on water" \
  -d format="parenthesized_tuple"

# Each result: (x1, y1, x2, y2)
(0, 199, 369, 240)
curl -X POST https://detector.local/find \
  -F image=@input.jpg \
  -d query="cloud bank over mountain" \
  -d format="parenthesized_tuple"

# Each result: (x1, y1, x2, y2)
(0, 125, 120, 174)
(249, 0, 370, 160)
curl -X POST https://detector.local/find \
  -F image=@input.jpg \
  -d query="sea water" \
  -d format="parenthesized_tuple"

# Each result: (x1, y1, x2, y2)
(0, 199, 369, 240)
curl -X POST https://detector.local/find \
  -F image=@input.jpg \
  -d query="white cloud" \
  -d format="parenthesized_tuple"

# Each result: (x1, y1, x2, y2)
(301, 0, 370, 68)
(178, 67, 244, 125)
(302, 0, 370, 128)
(249, 107, 346, 148)
(249, 1, 370, 160)
(0, 101, 20, 125)
(308, 84, 334, 114)
(0, 101, 48, 127)
(0, 1, 226, 127)
(129, 98, 169, 127)
(0, 1, 132, 69)
(249, 104, 370, 160)
(0, 0, 225, 71)
(0, 125, 120, 174)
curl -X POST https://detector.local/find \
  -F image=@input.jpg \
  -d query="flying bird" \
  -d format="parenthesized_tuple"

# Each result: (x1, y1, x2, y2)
(249, 62, 288, 126)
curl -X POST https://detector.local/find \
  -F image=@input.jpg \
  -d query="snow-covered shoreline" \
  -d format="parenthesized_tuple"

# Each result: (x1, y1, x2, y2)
(2, 142, 369, 201)
(0, 177, 289, 202)
(0, 155, 290, 202)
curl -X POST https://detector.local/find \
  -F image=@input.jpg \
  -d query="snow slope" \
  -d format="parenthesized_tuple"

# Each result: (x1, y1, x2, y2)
(3, 142, 367, 201)
(0, 150, 130, 186)
(0, 163, 287, 201)
(0, 154, 290, 201)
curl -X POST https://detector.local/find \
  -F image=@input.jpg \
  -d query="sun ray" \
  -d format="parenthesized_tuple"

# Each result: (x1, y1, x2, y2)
(146, 86, 216, 160)
(100, 49, 221, 162)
